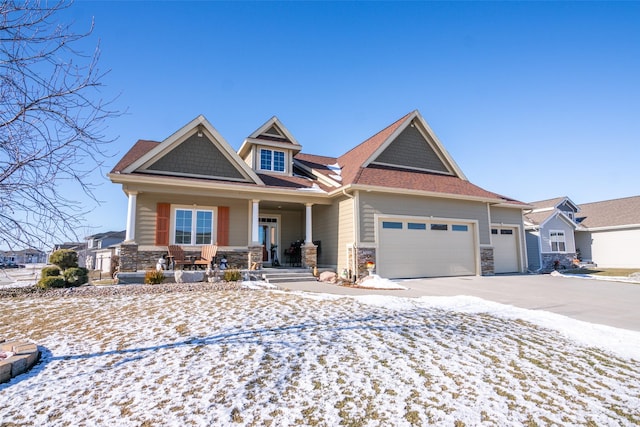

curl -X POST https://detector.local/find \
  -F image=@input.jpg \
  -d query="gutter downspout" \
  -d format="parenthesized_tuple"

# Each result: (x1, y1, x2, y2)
(342, 189, 357, 280)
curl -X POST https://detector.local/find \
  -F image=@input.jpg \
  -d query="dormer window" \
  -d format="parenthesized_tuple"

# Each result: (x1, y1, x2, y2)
(260, 149, 285, 172)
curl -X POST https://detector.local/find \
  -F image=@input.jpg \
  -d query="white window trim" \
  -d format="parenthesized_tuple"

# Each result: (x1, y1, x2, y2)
(258, 148, 287, 173)
(549, 229, 566, 253)
(170, 205, 217, 246)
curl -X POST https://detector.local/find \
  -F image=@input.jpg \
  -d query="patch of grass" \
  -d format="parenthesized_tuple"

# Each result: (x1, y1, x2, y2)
(564, 268, 640, 277)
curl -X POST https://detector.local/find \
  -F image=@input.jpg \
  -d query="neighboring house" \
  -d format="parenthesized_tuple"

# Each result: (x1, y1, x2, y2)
(84, 230, 126, 270)
(524, 197, 580, 271)
(108, 110, 528, 279)
(525, 195, 640, 270)
(0, 249, 47, 265)
(574, 196, 640, 269)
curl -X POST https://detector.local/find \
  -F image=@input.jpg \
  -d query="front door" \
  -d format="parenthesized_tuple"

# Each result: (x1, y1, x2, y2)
(259, 217, 279, 265)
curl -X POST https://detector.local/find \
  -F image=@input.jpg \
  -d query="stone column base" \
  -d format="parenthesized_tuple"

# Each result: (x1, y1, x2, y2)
(302, 243, 317, 269)
(119, 243, 139, 272)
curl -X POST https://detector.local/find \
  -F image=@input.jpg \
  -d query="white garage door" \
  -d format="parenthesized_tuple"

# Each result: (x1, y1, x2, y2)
(377, 218, 477, 279)
(492, 227, 519, 273)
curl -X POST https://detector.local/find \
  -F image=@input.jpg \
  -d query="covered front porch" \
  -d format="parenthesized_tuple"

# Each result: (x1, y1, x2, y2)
(118, 190, 323, 272)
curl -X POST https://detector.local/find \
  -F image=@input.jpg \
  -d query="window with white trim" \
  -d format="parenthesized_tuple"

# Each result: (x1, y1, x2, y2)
(260, 149, 285, 172)
(174, 208, 215, 245)
(550, 230, 566, 252)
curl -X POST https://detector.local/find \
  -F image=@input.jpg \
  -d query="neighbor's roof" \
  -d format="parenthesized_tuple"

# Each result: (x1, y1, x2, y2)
(528, 197, 568, 210)
(577, 196, 640, 228)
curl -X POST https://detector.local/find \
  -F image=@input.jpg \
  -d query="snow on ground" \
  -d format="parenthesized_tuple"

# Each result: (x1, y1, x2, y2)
(357, 274, 408, 290)
(1, 289, 640, 426)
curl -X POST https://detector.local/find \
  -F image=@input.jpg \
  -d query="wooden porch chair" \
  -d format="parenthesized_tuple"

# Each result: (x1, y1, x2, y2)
(194, 244, 218, 269)
(168, 245, 194, 270)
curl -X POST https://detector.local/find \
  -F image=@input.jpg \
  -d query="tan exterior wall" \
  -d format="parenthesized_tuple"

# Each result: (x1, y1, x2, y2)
(135, 192, 249, 246)
(260, 208, 303, 261)
(337, 196, 355, 273)
(312, 203, 338, 267)
(584, 228, 640, 268)
(358, 192, 491, 245)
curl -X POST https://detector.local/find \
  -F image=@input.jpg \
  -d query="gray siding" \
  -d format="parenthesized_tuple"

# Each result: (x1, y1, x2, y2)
(373, 126, 448, 173)
(147, 134, 245, 180)
(136, 193, 248, 246)
(358, 192, 491, 245)
(490, 206, 524, 225)
(540, 216, 576, 253)
(525, 231, 541, 271)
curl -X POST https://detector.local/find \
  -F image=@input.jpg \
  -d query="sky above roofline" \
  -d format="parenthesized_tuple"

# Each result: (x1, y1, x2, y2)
(11, 1, 638, 249)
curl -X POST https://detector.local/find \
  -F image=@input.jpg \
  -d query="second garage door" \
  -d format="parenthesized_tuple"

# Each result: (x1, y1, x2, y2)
(377, 218, 477, 279)
(492, 227, 520, 273)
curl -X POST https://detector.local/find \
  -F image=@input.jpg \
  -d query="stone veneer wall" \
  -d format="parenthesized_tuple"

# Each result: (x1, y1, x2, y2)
(541, 253, 576, 272)
(302, 243, 317, 269)
(481, 247, 494, 275)
(119, 244, 138, 272)
(117, 245, 263, 272)
(356, 247, 376, 279)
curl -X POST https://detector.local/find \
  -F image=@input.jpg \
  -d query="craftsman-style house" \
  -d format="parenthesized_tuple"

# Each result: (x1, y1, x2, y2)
(109, 111, 528, 279)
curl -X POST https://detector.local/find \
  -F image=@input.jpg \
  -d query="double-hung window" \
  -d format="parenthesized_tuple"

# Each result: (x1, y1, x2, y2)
(174, 208, 214, 245)
(260, 149, 285, 172)
(550, 230, 566, 252)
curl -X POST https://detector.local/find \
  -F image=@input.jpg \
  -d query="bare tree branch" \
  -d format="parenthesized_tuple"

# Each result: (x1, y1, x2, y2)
(1, 0, 119, 250)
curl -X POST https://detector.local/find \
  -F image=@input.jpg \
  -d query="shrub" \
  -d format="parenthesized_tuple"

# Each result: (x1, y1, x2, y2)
(49, 249, 79, 270)
(41, 266, 61, 278)
(37, 276, 66, 289)
(223, 268, 242, 282)
(144, 270, 165, 285)
(64, 267, 89, 287)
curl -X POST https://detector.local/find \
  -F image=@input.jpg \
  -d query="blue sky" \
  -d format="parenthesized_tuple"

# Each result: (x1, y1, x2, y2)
(59, 1, 639, 238)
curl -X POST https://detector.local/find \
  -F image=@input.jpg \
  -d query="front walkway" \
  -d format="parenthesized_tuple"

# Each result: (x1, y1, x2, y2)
(279, 274, 640, 331)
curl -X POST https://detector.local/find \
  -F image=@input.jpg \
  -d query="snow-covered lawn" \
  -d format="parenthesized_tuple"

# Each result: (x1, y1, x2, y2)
(1, 288, 639, 426)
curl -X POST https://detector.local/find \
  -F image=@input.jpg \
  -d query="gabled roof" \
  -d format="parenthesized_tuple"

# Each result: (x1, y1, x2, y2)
(238, 116, 301, 158)
(337, 110, 467, 185)
(577, 195, 640, 229)
(113, 115, 263, 185)
(111, 140, 159, 174)
(110, 111, 525, 205)
(525, 196, 580, 226)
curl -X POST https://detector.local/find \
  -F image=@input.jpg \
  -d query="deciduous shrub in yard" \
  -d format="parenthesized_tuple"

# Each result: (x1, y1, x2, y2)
(40, 266, 61, 278)
(144, 270, 165, 285)
(36, 276, 66, 289)
(49, 249, 79, 271)
(64, 267, 89, 287)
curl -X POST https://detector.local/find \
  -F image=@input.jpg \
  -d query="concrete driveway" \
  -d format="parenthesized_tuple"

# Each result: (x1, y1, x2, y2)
(281, 274, 640, 332)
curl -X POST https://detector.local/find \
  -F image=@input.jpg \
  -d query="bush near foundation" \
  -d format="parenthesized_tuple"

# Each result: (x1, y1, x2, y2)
(144, 270, 165, 285)
(223, 269, 242, 282)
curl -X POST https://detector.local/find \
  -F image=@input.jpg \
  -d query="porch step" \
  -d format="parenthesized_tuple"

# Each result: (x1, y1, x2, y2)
(262, 268, 317, 284)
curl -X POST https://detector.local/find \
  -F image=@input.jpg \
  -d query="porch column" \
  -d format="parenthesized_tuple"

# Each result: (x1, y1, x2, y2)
(305, 203, 313, 244)
(251, 200, 260, 245)
(125, 191, 138, 242)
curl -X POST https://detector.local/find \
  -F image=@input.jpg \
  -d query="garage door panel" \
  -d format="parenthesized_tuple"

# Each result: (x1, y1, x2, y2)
(378, 219, 476, 279)
(493, 227, 519, 273)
